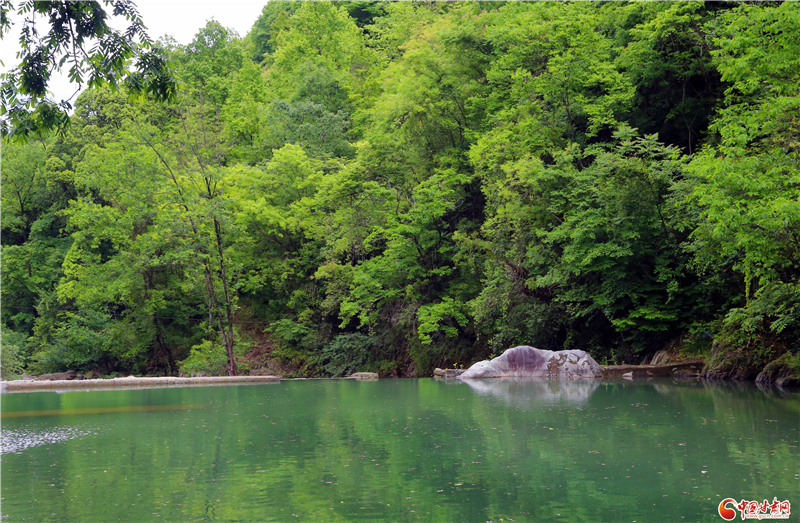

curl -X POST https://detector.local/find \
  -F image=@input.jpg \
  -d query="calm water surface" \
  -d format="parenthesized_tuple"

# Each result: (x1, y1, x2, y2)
(1, 378, 798, 522)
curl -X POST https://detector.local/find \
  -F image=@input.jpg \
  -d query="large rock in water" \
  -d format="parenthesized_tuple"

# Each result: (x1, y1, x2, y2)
(457, 346, 602, 379)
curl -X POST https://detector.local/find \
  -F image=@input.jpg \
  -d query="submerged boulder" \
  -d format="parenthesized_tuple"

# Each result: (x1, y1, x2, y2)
(457, 346, 602, 379)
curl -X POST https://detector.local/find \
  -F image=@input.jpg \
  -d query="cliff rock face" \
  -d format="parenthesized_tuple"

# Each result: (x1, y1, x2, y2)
(457, 346, 602, 379)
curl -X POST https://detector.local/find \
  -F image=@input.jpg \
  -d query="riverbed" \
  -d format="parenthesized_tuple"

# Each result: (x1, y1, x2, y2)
(1, 378, 798, 522)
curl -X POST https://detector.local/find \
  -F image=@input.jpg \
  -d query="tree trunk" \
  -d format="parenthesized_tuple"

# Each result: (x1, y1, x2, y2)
(214, 218, 237, 376)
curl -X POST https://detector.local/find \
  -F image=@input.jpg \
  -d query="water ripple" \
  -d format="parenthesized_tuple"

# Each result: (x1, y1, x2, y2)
(1, 425, 99, 455)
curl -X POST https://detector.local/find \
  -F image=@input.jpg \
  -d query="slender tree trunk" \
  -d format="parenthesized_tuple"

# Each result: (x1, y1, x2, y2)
(155, 326, 176, 376)
(203, 260, 233, 374)
(138, 122, 237, 375)
(213, 217, 237, 376)
(203, 263, 220, 337)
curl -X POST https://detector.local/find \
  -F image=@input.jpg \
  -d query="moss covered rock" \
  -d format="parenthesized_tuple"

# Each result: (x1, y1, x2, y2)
(755, 353, 800, 387)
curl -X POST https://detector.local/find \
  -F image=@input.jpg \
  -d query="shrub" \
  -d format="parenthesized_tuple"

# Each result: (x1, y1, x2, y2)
(1, 328, 26, 380)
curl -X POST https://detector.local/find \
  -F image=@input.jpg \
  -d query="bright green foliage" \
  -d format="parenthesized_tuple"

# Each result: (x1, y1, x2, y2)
(179, 336, 251, 377)
(229, 144, 324, 300)
(365, 2, 448, 62)
(481, 2, 634, 147)
(1, 136, 76, 374)
(1, 139, 72, 334)
(306, 8, 491, 370)
(1, 328, 26, 379)
(267, 1, 373, 106)
(469, 129, 696, 359)
(686, 2, 800, 336)
(542, 134, 686, 320)
(221, 59, 268, 164)
(178, 21, 246, 108)
(541, 133, 695, 351)
(4, 1, 799, 377)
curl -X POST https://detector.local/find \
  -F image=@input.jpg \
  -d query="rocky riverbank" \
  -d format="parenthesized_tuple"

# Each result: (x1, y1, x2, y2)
(434, 347, 799, 386)
(602, 360, 705, 379)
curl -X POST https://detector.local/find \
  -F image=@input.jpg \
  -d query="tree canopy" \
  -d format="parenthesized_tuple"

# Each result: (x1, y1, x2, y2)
(2, 1, 799, 380)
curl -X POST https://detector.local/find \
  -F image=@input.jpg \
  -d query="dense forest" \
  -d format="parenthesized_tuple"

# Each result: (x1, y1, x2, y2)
(2, 1, 799, 380)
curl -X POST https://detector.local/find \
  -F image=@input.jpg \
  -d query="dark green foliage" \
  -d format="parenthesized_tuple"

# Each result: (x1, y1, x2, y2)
(608, 1, 730, 154)
(340, 2, 388, 31)
(248, 1, 301, 62)
(261, 100, 355, 159)
(0, 0, 177, 140)
(322, 333, 378, 377)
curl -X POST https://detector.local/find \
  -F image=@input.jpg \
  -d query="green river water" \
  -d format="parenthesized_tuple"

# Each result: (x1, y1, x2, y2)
(1, 378, 798, 522)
